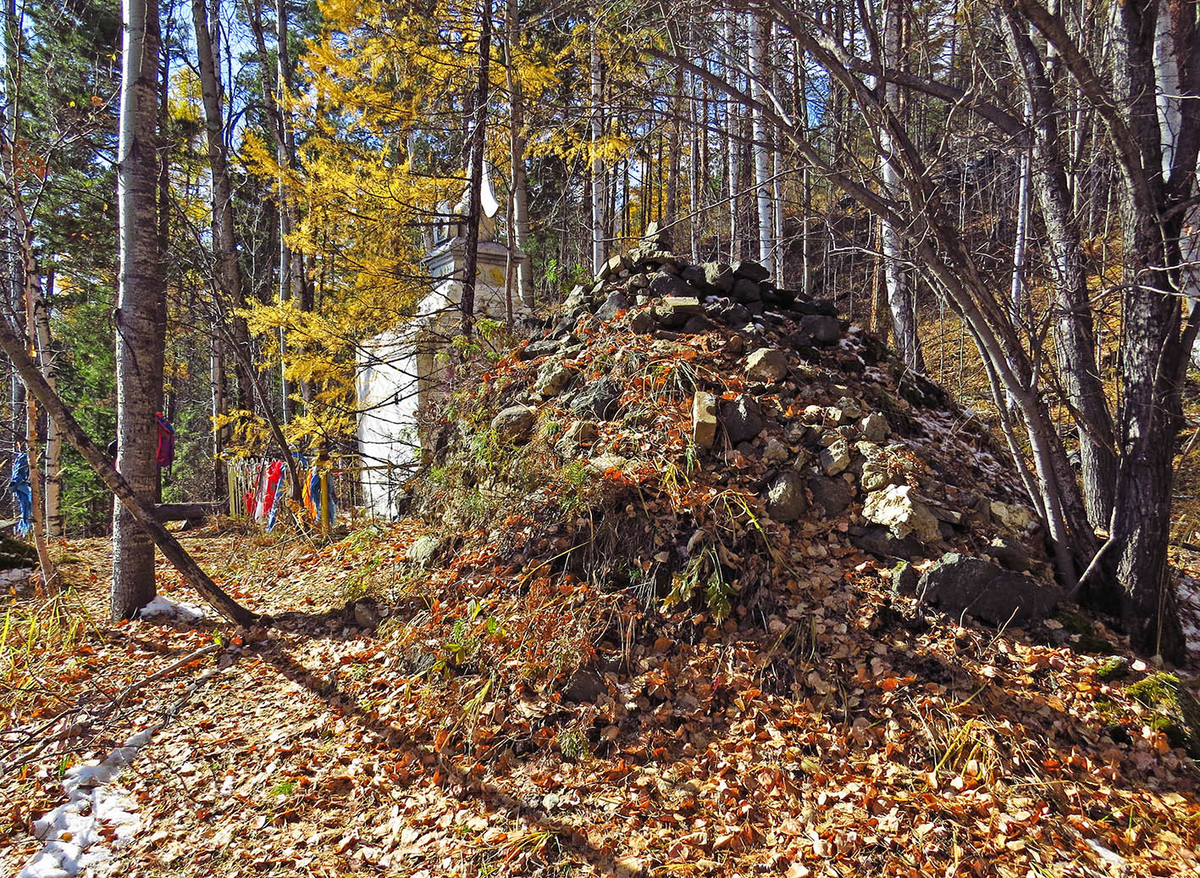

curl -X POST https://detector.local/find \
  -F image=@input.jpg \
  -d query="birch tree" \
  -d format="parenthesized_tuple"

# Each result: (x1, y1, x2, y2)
(113, 0, 165, 619)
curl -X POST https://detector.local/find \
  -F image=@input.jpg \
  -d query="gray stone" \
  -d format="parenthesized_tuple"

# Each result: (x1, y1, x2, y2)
(834, 396, 862, 420)
(629, 310, 656, 334)
(849, 525, 925, 560)
(986, 535, 1031, 572)
(763, 437, 789, 463)
(860, 413, 889, 443)
(808, 476, 854, 516)
(766, 471, 808, 522)
(719, 395, 765, 444)
(534, 362, 573, 397)
(800, 314, 842, 345)
(596, 291, 633, 321)
(892, 561, 919, 596)
(692, 392, 718, 449)
(703, 262, 735, 292)
(564, 669, 606, 702)
(820, 438, 852, 475)
(571, 378, 623, 420)
(733, 260, 771, 283)
(863, 484, 940, 543)
(745, 348, 789, 383)
(406, 535, 441, 566)
(555, 419, 599, 456)
(731, 277, 762, 303)
(519, 338, 562, 361)
(654, 296, 703, 328)
(353, 599, 382, 629)
(917, 553, 1060, 627)
(648, 272, 691, 298)
(492, 405, 536, 443)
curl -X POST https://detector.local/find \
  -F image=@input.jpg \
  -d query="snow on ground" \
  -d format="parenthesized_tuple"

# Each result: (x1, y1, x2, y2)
(1177, 574, 1200, 656)
(16, 729, 153, 878)
(136, 595, 207, 622)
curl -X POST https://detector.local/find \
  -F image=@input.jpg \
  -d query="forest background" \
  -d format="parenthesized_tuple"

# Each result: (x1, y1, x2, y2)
(2, 0, 1199, 659)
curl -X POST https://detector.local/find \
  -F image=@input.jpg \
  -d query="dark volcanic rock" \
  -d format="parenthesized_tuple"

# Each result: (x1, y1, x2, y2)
(719, 395, 765, 444)
(596, 291, 632, 321)
(849, 525, 925, 560)
(807, 476, 854, 516)
(800, 314, 842, 346)
(917, 552, 1059, 627)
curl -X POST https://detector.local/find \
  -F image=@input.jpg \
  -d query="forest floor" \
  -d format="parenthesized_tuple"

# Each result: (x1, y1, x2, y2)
(1, 525, 1199, 878)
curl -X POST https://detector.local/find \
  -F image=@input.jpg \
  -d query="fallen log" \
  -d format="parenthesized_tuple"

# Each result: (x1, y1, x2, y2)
(154, 502, 225, 523)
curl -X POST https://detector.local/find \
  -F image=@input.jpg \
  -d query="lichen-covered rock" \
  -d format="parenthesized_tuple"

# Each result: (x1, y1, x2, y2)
(534, 362, 573, 397)
(765, 471, 808, 522)
(492, 405, 536, 444)
(571, 378, 623, 420)
(863, 484, 940, 543)
(745, 348, 789, 383)
(406, 535, 441, 566)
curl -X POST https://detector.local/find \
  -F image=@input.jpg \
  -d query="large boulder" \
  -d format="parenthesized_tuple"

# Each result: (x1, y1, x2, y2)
(654, 296, 704, 328)
(808, 476, 854, 516)
(916, 553, 1060, 627)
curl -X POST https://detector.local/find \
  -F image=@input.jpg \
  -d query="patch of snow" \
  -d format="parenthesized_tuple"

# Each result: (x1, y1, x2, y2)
(17, 729, 154, 878)
(1177, 574, 1200, 655)
(137, 595, 206, 622)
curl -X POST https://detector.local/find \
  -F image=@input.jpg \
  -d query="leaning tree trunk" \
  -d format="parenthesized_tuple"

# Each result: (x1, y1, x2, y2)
(0, 311, 258, 626)
(114, 0, 165, 621)
(458, 3, 490, 336)
(999, 6, 1117, 530)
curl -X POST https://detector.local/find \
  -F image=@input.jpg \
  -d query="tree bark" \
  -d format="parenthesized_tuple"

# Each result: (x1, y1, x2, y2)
(749, 14, 775, 268)
(504, 0, 533, 309)
(113, 0, 165, 620)
(590, 7, 606, 271)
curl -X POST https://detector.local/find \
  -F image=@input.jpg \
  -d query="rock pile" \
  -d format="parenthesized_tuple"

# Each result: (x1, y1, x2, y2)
(420, 234, 1063, 631)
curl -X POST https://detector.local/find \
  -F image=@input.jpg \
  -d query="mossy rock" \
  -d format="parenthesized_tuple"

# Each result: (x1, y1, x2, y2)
(1127, 673, 1200, 758)
(0, 533, 37, 570)
(1054, 608, 1115, 654)
(1096, 656, 1130, 682)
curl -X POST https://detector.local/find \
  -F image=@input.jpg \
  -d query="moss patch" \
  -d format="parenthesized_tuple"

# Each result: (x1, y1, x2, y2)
(1127, 673, 1200, 758)
(1054, 608, 1115, 654)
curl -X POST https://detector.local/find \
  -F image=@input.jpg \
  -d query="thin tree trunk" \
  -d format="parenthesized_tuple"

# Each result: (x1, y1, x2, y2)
(459, 1, 491, 335)
(880, 0, 923, 371)
(590, 8, 606, 272)
(749, 14, 774, 267)
(504, 0, 533, 309)
(37, 269, 60, 537)
(191, 0, 253, 412)
(114, 0, 165, 620)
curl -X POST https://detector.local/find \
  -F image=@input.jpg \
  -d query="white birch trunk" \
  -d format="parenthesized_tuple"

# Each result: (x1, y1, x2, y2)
(590, 13, 606, 273)
(749, 14, 774, 268)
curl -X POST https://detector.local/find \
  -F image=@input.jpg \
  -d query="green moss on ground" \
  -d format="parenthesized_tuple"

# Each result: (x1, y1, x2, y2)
(1127, 673, 1200, 758)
